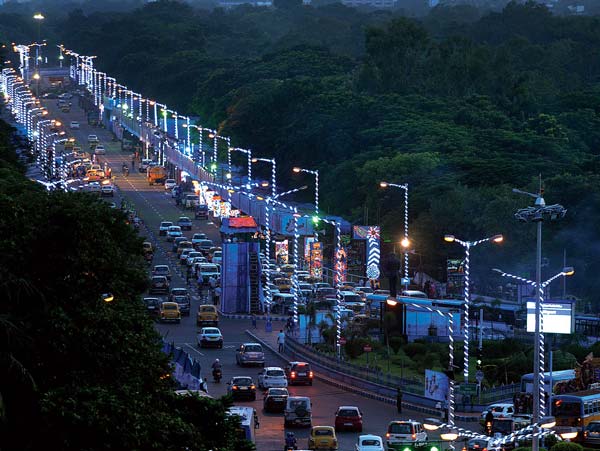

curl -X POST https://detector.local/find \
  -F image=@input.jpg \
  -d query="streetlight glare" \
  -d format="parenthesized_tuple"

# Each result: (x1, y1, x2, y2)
(492, 234, 504, 243)
(401, 237, 410, 248)
(292, 167, 301, 173)
(181, 123, 188, 128)
(32, 73, 40, 80)
(386, 297, 398, 306)
(562, 267, 575, 276)
(33, 13, 45, 20)
(444, 234, 455, 242)
(208, 133, 215, 138)
(260, 181, 269, 187)
(379, 181, 389, 188)
(251, 158, 258, 163)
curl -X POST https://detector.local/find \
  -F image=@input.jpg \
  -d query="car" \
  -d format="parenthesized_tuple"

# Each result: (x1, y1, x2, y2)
(263, 387, 289, 413)
(169, 288, 190, 315)
(197, 239, 214, 254)
(186, 251, 204, 266)
(584, 421, 600, 447)
(58, 92, 73, 99)
(236, 343, 265, 367)
(308, 426, 338, 450)
(197, 327, 223, 348)
(258, 367, 288, 389)
(197, 263, 221, 284)
(176, 240, 193, 256)
(142, 297, 161, 317)
(480, 403, 515, 424)
(159, 221, 173, 236)
(284, 396, 312, 428)
(159, 301, 181, 323)
(313, 282, 331, 293)
(172, 236, 188, 252)
(197, 305, 219, 327)
(84, 181, 102, 193)
(355, 434, 384, 451)
(87, 134, 99, 143)
(191, 257, 208, 269)
(274, 277, 292, 293)
(152, 265, 171, 281)
(316, 287, 336, 301)
(139, 159, 153, 173)
(166, 225, 183, 241)
(177, 216, 193, 230)
(94, 145, 106, 155)
(467, 438, 501, 451)
(149, 275, 169, 294)
(285, 362, 313, 386)
(100, 184, 114, 196)
(179, 248, 194, 264)
(334, 406, 363, 432)
(69, 121, 80, 129)
(227, 376, 256, 401)
(192, 233, 207, 247)
(385, 421, 428, 449)
(165, 179, 177, 190)
(211, 250, 223, 265)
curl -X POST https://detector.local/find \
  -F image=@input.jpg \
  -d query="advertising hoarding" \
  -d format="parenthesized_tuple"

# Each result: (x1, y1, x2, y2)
(526, 301, 573, 334)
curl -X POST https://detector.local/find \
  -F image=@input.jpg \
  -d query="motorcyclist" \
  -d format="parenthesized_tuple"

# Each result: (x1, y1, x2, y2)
(285, 432, 297, 449)
(211, 359, 222, 381)
(211, 359, 221, 370)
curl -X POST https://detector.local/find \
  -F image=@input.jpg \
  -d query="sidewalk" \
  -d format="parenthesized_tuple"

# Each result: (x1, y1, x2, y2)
(246, 326, 480, 422)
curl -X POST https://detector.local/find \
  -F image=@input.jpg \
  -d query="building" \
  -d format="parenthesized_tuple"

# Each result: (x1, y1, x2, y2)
(342, 0, 395, 8)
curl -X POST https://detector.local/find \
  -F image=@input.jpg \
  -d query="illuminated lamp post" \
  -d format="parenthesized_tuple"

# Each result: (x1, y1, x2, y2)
(229, 147, 252, 188)
(443, 233, 503, 383)
(379, 181, 410, 287)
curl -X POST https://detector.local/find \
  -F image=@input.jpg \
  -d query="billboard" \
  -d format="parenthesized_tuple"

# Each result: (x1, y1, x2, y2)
(304, 236, 315, 261)
(526, 301, 573, 334)
(275, 240, 289, 264)
(310, 241, 323, 279)
(424, 369, 449, 402)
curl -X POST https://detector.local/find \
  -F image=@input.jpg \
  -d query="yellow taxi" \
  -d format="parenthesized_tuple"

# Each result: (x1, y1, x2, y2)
(196, 304, 219, 327)
(274, 277, 292, 293)
(159, 302, 181, 323)
(308, 426, 338, 450)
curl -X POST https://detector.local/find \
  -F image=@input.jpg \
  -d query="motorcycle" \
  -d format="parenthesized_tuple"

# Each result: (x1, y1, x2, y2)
(212, 368, 222, 383)
(284, 440, 297, 450)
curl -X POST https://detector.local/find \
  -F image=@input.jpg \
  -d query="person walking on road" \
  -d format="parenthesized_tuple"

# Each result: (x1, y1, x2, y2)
(396, 387, 403, 414)
(251, 314, 257, 329)
(131, 158, 135, 170)
(277, 329, 285, 353)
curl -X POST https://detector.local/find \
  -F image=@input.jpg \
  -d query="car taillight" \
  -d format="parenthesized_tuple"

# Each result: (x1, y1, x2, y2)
(386, 433, 390, 438)
(250, 385, 255, 389)
(291, 372, 296, 378)
(412, 433, 416, 440)
(483, 448, 487, 451)
(232, 386, 238, 390)
(309, 371, 314, 378)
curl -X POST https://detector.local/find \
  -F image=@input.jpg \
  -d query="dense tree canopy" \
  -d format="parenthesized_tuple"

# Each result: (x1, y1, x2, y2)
(0, 0, 598, 304)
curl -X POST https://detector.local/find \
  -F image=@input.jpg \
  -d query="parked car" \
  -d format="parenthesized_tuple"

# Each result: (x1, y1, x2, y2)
(385, 421, 428, 449)
(284, 396, 312, 428)
(263, 387, 289, 413)
(227, 376, 256, 401)
(355, 434, 384, 451)
(258, 367, 288, 389)
(177, 216, 193, 230)
(69, 121, 80, 129)
(236, 343, 265, 367)
(285, 362, 313, 386)
(197, 327, 223, 348)
(149, 276, 169, 294)
(159, 221, 173, 236)
(164, 179, 177, 190)
(334, 406, 363, 432)
(308, 426, 338, 450)
(159, 301, 181, 323)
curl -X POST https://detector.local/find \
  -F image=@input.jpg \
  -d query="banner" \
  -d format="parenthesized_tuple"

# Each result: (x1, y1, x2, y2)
(304, 236, 315, 261)
(334, 247, 347, 284)
(280, 214, 313, 236)
(366, 226, 381, 280)
(310, 241, 323, 280)
(424, 369, 449, 402)
(447, 258, 465, 297)
(353, 225, 372, 240)
(275, 240, 289, 264)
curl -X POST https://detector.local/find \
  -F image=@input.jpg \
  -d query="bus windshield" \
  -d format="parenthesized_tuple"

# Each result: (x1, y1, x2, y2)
(552, 400, 581, 417)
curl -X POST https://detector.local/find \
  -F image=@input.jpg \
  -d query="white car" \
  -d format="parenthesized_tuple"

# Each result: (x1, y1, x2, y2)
(94, 145, 105, 155)
(69, 121, 80, 129)
(164, 179, 177, 190)
(186, 251, 204, 266)
(212, 250, 222, 265)
(159, 221, 173, 236)
(87, 134, 99, 143)
(258, 367, 288, 389)
(385, 421, 428, 449)
(192, 233, 207, 246)
(166, 225, 183, 241)
(481, 403, 515, 422)
(100, 184, 114, 196)
(197, 327, 223, 348)
(355, 434, 384, 451)
(85, 181, 101, 193)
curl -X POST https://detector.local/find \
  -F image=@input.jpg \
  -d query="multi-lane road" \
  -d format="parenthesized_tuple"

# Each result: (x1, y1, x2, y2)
(42, 94, 472, 451)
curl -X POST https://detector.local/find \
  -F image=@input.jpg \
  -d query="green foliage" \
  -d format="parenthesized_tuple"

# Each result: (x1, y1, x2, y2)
(549, 443, 584, 451)
(390, 336, 405, 354)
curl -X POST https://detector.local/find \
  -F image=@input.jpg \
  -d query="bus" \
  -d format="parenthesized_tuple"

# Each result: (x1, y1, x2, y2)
(227, 406, 257, 444)
(551, 390, 600, 435)
(520, 370, 576, 394)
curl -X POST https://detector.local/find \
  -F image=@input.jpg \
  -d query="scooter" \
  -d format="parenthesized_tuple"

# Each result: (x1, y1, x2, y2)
(212, 368, 222, 383)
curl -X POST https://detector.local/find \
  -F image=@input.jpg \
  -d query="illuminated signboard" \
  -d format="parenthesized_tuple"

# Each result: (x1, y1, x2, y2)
(526, 301, 573, 334)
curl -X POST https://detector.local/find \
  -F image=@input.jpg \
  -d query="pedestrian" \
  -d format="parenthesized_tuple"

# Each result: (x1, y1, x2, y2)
(252, 314, 257, 329)
(200, 377, 208, 393)
(381, 253, 401, 298)
(277, 329, 285, 353)
(396, 387, 403, 414)
(214, 286, 221, 306)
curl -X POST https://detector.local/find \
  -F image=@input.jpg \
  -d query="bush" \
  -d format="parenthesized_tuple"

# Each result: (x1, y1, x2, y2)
(550, 443, 584, 451)
(390, 336, 405, 354)
(404, 342, 428, 358)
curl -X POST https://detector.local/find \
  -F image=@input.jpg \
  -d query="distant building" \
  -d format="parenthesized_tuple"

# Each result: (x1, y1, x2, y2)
(217, 0, 271, 7)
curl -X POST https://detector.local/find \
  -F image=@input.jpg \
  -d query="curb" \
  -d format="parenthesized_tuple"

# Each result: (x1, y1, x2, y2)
(245, 330, 478, 423)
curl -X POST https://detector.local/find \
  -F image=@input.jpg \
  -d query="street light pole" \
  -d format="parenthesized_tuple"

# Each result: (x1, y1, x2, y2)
(380, 182, 410, 286)
(443, 233, 503, 383)
(512, 185, 567, 451)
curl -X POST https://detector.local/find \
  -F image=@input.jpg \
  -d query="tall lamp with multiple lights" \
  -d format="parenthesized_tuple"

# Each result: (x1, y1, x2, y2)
(379, 181, 410, 288)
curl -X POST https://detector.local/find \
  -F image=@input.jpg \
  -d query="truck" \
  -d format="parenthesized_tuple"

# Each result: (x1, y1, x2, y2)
(147, 166, 167, 185)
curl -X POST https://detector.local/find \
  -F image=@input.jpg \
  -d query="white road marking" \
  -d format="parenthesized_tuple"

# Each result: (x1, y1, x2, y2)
(185, 343, 203, 356)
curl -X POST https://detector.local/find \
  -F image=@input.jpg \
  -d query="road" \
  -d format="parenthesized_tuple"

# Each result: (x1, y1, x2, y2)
(43, 94, 474, 451)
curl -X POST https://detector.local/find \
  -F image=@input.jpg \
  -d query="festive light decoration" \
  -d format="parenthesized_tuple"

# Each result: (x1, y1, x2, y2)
(443, 233, 503, 383)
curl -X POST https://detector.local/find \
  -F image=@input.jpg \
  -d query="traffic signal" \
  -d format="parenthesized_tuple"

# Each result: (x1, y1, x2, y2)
(401, 445, 439, 451)
(311, 215, 320, 224)
(476, 347, 482, 370)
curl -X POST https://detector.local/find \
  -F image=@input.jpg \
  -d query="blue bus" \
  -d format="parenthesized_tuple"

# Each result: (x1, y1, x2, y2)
(520, 369, 575, 395)
(551, 389, 600, 436)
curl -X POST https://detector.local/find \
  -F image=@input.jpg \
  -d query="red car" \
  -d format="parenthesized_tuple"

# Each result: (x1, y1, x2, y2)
(334, 405, 363, 432)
